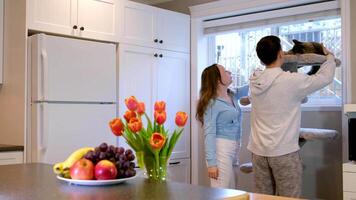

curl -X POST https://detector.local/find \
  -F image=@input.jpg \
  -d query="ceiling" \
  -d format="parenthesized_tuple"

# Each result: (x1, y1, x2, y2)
(131, 0, 174, 5)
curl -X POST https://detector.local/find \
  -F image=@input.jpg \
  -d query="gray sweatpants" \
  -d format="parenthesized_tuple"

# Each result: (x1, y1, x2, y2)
(252, 151, 302, 198)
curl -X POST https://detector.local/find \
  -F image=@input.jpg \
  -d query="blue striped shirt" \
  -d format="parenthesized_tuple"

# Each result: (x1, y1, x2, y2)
(203, 85, 249, 167)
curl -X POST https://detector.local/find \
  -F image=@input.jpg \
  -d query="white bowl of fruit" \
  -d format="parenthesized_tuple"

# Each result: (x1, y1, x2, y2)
(53, 143, 137, 186)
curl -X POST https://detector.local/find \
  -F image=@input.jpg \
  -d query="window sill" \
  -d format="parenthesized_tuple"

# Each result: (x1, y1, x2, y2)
(240, 105, 342, 112)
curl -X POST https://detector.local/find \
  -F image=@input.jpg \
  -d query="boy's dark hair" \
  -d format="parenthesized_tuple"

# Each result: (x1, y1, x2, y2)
(256, 35, 282, 65)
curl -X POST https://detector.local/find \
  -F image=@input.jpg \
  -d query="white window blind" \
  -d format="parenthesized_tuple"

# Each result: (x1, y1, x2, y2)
(203, 1, 340, 35)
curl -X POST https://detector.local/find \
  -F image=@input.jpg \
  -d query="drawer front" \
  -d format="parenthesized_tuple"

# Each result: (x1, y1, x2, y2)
(0, 152, 23, 165)
(344, 192, 356, 200)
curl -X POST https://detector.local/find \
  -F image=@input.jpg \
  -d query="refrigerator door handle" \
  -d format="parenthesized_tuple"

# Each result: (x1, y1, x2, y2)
(40, 49, 49, 101)
(38, 102, 49, 151)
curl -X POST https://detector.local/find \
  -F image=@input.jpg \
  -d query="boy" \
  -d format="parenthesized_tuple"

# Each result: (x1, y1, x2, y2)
(247, 35, 336, 197)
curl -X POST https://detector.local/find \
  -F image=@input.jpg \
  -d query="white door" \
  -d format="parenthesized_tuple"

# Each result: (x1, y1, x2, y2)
(32, 103, 117, 164)
(118, 44, 156, 149)
(77, 0, 119, 42)
(156, 50, 190, 159)
(30, 34, 116, 102)
(28, 0, 77, 35)
(119, 1, 157, 48)
(157, 9, 190, 53)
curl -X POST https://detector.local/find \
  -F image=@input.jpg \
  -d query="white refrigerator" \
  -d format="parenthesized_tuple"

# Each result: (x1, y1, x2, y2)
(27, 34, 117, 164)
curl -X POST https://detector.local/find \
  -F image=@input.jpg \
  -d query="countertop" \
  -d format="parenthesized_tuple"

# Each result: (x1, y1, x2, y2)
(0, 163, 247, 200)
(0, 164, 304, 200)
(0, 144, 24, 152)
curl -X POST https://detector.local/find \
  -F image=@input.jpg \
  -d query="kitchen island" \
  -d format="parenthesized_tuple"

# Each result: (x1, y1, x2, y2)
(0, 164, 303, 200)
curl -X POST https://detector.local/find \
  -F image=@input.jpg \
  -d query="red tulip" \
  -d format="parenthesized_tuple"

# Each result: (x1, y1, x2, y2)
(175, 112, 188, 127)
(127, 117, 142, 133)
(154, 101, 166, 112)
(149, 133, 166, 149)
(124, 110, 136, 122)
(137, 102, 145, 115)
(109, 118, 124, 136)
(154, 111, 166, 125)
(125, 96, 138, 111)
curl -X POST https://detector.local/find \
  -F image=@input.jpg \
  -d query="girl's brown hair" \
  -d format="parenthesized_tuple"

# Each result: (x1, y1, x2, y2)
(196, 64, 222, 124)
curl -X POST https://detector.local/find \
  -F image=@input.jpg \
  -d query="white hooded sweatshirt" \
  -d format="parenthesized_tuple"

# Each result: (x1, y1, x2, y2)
(247, 55, 336, 156)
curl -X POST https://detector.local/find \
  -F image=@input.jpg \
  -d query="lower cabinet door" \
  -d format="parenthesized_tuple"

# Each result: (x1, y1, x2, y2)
(0, 152, 23, 165)
(167, 158, 190, 184)
(344, 192, 356, 200)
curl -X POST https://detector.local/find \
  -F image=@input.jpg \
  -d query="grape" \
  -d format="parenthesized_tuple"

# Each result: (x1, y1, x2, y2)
(129, 162, 135, 169)
(118, 169, 125, 178)
(115, 161, 122, 169)
(94, 147, 101, 152)
(119, 154, 126, 162)
(126, 153, 135, 161)
(99, 142, 108, 152)
(125, 149, 133, 156)
(109, 145, 116, 153)
(99, 152, 106, 160)
(106, 151, 113, 159)
(116, 147, 125, 155)
(84, 150, 94, 160)
(123, 161, 130, 170)
(124, 169, 136, 177)
(115, 153, 121, 160)
(93, 151, 100, 159)
(109, 157, 116, 163)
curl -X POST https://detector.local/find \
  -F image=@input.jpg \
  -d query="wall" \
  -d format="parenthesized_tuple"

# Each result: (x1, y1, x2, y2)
(351, 0, 356, 102)
(0, 0, 26, 145)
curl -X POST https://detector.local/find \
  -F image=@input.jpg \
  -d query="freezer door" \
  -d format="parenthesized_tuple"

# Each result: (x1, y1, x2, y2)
(31, 103, 117, 164)
(29, 34, 116, 102)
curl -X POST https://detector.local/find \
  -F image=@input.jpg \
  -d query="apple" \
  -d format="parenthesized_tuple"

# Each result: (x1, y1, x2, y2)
(95, 160, 117, 180)
(70, 158, 94, 180)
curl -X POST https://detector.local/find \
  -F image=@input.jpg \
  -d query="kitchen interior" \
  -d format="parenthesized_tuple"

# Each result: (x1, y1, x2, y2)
(0, 0, 355, 199)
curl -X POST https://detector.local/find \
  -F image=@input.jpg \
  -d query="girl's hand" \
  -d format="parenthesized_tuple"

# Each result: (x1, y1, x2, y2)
(208, 166, 219, 179)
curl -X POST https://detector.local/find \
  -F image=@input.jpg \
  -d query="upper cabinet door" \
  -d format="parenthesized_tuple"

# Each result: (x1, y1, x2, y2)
(118, 44, 156, 151)
(77, 0, 119, 42)
(156, 50, 190, 159)
(28, 0, 77, 35)
(119, 1, 157, 48)
(157, 10, 190, 53)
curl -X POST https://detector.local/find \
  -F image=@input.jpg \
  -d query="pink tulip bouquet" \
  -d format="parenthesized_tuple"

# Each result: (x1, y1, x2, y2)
(109, 96, 188, 182)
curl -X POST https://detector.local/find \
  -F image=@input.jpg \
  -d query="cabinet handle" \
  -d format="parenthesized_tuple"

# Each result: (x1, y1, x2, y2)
(80, 27, 85, 31)
(73, 25, 78, 29)
(154, 39, 158, 43)
(169, 161, 181, 165)
(159, 54, 163, 58)
(159, 40, 163, 44)
(154, 53, 158, 57)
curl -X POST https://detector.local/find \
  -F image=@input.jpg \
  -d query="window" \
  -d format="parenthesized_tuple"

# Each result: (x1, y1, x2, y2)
(210, 17, 342, 106)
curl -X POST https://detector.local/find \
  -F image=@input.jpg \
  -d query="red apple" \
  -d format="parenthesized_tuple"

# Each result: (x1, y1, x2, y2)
(70, 158, 94, 180)
(95, 160, 117, 180)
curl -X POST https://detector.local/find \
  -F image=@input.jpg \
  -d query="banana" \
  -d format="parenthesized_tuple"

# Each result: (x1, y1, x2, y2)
(53, 147, 94, 176)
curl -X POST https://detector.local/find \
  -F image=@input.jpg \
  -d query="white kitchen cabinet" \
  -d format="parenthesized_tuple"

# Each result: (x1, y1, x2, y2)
(118, 44, 190, 159)
(167, 158, 190, 183)
(28, 0, 120, 42)
(343, 162, 356, 200)
(0, 152, 23, 165)
(119, 0, 190, 53)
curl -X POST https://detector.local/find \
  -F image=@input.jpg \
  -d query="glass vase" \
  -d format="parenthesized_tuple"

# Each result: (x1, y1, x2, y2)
(142, 151, 167, 182)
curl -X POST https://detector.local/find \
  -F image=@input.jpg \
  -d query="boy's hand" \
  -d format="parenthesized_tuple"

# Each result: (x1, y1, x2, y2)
(322, 45, 334, 56)
(240, 96, 251, 106)
(208, 166, 219, 179)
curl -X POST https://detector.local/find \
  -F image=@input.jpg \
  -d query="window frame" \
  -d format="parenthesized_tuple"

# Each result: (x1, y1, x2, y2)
(207, 17, 342, 108)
